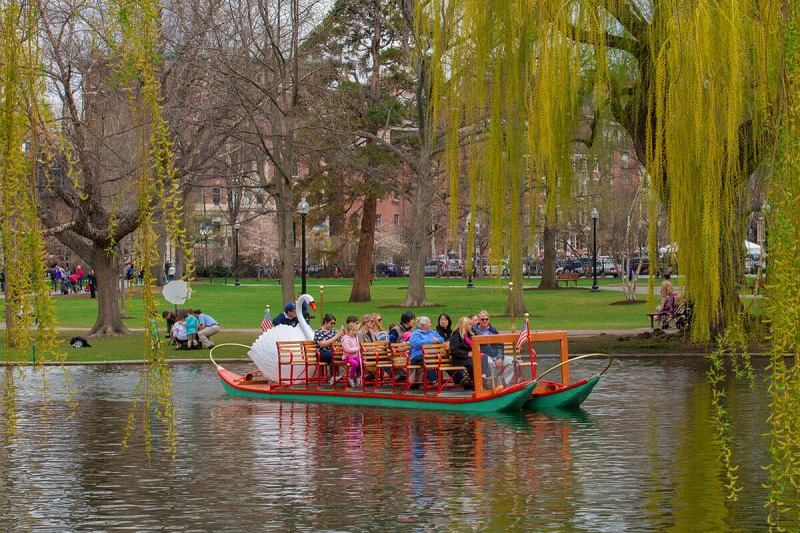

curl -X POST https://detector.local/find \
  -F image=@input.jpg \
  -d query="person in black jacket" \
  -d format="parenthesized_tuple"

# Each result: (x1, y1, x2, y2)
(449, 316, 475, 385)
(435, 313, 452, 341)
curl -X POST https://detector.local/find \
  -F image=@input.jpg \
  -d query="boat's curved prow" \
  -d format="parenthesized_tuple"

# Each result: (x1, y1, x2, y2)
(525, 353, 612, 410)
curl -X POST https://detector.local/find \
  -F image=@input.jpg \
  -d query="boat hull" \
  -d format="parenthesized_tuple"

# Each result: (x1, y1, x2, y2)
(216, 367, 536, 413)
(524, 375, 601, 410)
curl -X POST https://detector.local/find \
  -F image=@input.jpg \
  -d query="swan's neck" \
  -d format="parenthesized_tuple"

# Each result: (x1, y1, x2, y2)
(296, 295, 314, 339)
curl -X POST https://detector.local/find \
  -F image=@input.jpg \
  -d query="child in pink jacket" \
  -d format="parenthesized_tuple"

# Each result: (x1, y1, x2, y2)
(341, 321, 362, 387)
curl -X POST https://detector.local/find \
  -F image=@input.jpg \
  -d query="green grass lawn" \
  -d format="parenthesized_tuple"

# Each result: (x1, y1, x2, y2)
(43, 276, 651, 332)
(0, 278, 649, 362)
(3, 275, 731, 363)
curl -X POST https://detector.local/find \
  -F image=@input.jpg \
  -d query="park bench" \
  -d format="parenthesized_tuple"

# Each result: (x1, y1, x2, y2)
(555, 272, 580, 286)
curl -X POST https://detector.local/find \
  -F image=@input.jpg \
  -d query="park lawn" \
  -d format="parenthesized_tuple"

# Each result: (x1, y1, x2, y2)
(43, 276, 652, 332)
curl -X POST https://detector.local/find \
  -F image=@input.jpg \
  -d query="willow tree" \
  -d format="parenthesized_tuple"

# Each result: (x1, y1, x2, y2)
(1, 0, 182, 451)
(425, 0, 782, 342)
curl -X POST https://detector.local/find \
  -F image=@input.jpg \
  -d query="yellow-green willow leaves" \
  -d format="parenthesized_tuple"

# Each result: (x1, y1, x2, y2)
(107, 0, 181, 456)
(2, 0, 72, 440)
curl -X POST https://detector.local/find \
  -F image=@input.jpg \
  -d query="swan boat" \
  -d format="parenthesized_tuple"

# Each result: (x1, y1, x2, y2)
(209, 297, 537, 413)
(209, 298, 607, 413)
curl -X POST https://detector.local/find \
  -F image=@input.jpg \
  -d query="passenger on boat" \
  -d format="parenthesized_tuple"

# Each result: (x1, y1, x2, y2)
(356, 314, 379, 344)
(410, 316, 445, 385)
(315, 314, 344, 385)
(472, 310, 516, 387)
(272, 302, 299, 327)
(341, 321, 362, 387)
(435, 313, 453, 344)
(469, 314, 480, 329)
(389, 311, 416, 343)
(371, 313, 388, 342)
(449, 316, 475, 385)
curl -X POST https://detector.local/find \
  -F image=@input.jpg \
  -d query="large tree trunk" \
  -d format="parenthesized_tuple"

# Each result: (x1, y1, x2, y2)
(87, 247, 131, 337)
(349, 193, 377, 302)
(402, 163, 432, 307)
(539, 219, 557, 289)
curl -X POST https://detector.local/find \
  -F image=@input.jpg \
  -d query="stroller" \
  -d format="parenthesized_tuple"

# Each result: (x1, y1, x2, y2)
(657, 294, 693, 330)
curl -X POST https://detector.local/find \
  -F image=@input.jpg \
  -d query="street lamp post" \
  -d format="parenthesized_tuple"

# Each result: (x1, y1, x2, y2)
(234, 222, 241, 286)
(298, 197, 310, 295)
(466, 215, 474, 288)
(591, 208, 599, 292)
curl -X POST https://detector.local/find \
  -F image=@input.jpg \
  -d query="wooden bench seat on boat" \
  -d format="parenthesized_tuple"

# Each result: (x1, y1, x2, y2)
(276, 340, 319, 388)
(360, 341, 393, 391)
(389, 342, 418, 393)
(421, 343, 468, 395)
(504, 341, 536, 382)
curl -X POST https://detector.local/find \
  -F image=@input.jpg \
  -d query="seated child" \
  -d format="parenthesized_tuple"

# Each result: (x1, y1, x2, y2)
(172, 320, 189, 349)
(341, 321, 362, 387)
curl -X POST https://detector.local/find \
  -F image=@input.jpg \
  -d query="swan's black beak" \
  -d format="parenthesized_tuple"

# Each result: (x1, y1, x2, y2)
(309, 302, 317, 311)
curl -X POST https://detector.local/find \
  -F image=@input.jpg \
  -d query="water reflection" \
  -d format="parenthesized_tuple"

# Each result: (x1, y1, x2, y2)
(0, 358, 772, 531)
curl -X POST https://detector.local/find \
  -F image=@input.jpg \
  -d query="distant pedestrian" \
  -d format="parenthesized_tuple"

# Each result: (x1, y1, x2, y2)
(88, 270, 97, 298)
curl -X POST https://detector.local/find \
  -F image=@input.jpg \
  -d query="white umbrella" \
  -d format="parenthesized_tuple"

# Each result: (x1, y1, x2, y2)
(162, 280, 191, 305)
(744, 240, 762, 258)
(659, 243, 678, 254)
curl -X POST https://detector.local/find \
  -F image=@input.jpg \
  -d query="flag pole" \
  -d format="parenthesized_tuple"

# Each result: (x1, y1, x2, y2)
(524, 313, 536, 379)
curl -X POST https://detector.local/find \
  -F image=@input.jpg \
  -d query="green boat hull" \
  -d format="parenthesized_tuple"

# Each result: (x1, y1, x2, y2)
(217, 367, 536, 413)
(524, 375, 601, 410)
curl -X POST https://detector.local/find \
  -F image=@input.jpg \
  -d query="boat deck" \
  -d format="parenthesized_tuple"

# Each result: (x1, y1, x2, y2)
(235, 375, 481, 399)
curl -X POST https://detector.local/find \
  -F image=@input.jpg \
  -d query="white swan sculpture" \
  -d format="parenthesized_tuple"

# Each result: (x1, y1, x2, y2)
(248, 294, 317, 381)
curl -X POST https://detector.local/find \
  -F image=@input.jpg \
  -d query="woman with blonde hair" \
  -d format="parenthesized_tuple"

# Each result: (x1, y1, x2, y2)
(448, 316, 475, 386)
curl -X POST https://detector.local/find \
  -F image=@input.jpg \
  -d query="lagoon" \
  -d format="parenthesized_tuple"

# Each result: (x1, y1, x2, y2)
(0, 355, 771, 531)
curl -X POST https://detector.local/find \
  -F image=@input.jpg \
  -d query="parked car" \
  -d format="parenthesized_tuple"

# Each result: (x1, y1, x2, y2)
(597, 256, 618, 278)
(425, 259, 443, 276)
(440, 259, 464, 277)
(556, 258, 585, 275)
(376, 262, 397, 277)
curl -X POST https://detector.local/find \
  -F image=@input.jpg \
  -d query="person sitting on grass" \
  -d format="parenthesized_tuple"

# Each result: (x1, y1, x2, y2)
(171, 319, 189, 349)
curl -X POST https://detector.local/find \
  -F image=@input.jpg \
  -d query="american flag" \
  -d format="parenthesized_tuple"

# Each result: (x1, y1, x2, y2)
(515, 322, 530, 350)
(261, 308, 273, 332)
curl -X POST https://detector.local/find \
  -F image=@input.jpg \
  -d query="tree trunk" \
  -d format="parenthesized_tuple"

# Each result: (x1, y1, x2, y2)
(506, 205, 528, 319)
(87, 247, 131, 337)
(539, 219, 557, 289)
(277, 181, 297, 305)
(402, 163, 432, 307)
(349, 192, 377, 302)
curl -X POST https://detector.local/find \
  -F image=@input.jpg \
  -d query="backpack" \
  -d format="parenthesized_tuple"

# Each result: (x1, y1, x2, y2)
(69, 336, 92, 348)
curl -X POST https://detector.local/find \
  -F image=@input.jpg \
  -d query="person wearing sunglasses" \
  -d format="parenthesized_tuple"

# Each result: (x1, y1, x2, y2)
(315, 314, 344, 385)
(471, 310, 516, 387)
(356, 313, 379, 344)
(370, 314, 389, 342)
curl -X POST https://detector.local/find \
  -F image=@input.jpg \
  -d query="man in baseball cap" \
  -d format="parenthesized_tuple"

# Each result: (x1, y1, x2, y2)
(272, 302, 299, 327)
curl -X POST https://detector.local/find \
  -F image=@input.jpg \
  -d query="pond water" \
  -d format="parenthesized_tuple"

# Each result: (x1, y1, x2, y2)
(0, 355, 774, 532)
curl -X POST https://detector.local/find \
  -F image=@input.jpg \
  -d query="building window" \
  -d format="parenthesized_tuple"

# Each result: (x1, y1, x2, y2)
(393, 190, 400, 203)
(376, 213, 382, 231)
(394, 214, 400, 227)
(212, 187, 221, 205)
(621, 154, 629, 168)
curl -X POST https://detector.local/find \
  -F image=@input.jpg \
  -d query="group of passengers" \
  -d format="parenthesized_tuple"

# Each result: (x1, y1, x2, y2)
(313, 309, 513, 391)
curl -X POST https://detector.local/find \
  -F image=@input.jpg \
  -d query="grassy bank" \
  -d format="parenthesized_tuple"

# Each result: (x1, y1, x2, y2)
(1, 276, 742, 363)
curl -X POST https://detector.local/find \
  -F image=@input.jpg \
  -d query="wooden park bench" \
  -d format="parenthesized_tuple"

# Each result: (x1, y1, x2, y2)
(556, 272, 581, 286)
